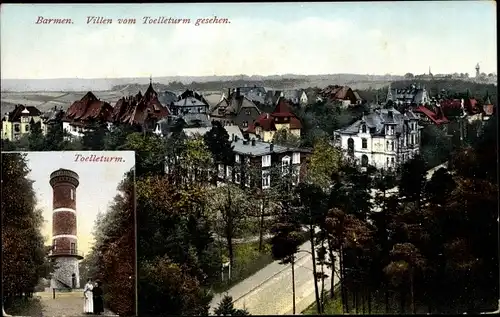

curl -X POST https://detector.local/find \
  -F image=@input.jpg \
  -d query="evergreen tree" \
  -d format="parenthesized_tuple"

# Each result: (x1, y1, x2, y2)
(1, 153, 50, 308)
(214, 295, 250, 316)
(27, 120, 45, 151)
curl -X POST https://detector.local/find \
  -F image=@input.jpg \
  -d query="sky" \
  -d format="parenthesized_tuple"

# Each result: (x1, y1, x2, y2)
(17, 151, 135, 256)
(0, 2, 497, 79)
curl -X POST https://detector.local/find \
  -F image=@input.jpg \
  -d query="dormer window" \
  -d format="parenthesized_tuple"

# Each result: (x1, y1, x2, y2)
(361, 124, 367, 133)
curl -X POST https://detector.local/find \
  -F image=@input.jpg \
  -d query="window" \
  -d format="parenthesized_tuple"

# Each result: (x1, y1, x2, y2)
(262, 171, 271, 189)
(243, 121, 248, 128)
(70, 243, 76, 254)
(292, 166, 300, 185)
(235, 172, 241, 184)
(72, 125, 77, 132)
(14, 124, 20, 132)
(262, 155, 271, 167)
(292, 152, 300, 164)
(218, 164, 225, 178)
(362, 124, 367, 133)
(53, 240, 57, 250)
(391, 141, 395, 151)
(362, 138, 367, 149)
(235, 154, 240, 163)
(226, 166, 232, 180)
(347, 138, 354, 156)
(361, 155, 369, 167)
(245, 109, 251, 115)
(386, 141, 390, 151)
(391, 157, 395, 165)
(245, 157, 250, 165)
(70, 189, 74, 200)
(386, 157, 390, 167)
(25, 124, 30, 132)
(246, 175, 251, 187)
(282, 156, 291, 174)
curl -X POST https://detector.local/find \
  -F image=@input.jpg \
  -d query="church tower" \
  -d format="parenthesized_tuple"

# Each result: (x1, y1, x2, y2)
(475, 63, 480, 78)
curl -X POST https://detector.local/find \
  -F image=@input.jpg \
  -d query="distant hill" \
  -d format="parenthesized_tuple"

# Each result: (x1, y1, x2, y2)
(1, 74, 405, 92)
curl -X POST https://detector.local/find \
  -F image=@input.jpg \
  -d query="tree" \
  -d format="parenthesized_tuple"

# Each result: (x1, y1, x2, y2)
(123, 132, 167, 177)
(1, 153, 50, 310)
(104, 124, 138, 150)
(425, 167, 456, 205)
(214, 295, 251, 316)
(139, 255, 212, 316)
(307, 138, 342, 188)
(384, 243, 426, 314)
(85, 171, 136, 316)
(204, 121, 234, 167)
(179, 136, 213, 185)
(404, 73, 414, 79)
(270, 210, 303, 314)
(272, 128, 301, 147)
(27, 120, 45, 151)
(81, 121, 109, 150)
(208, 184, 251, 268)
(398, 155, 427, 213)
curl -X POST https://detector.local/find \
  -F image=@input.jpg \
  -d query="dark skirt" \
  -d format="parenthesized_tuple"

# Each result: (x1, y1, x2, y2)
(93, 296, 104, 314)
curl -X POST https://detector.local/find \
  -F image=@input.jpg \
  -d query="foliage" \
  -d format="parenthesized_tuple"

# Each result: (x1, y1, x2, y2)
(81, 121, 109, 150)
(214, 295, 251, 316)
(272, 128, 301, 147)
(27, 121, 45, 151)
(1, 153, 52, 305)
(123, 132, 167, 177)
(204, 121, 235, 166)
(306, 138, 343, 188)
(420, 124, 452, 169)
(84, 171, 136, 316)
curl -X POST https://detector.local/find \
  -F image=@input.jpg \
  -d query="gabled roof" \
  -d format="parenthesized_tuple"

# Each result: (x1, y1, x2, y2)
(414, 105, 449, 125)
(211, 93, 261, 117)
(111, 84, 170, 125)
(272, 97, 295, 117)
(64, 92, 113, 123)
(321, 85, 353, 100)
(5, 104, 42, 122)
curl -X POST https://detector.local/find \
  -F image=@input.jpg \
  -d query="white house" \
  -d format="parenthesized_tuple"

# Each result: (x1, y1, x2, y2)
(333, 108, 421, 170)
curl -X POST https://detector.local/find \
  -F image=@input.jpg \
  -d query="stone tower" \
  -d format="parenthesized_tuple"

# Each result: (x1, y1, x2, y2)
(49, 169, 83, 290)
(476, 63, 480, 78)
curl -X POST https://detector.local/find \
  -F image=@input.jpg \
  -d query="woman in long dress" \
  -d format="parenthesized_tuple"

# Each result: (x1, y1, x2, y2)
(83, 278, 94, 314)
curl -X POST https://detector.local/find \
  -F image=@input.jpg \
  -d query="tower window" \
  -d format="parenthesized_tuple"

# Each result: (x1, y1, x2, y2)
(70, 189, 74, 200)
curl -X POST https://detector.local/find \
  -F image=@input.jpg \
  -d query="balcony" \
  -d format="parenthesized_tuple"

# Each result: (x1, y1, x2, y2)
(48, 249, 84, 259)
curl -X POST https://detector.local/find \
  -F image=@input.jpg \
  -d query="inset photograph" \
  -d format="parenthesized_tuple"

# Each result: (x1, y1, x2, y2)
(2, 151, 136, 317)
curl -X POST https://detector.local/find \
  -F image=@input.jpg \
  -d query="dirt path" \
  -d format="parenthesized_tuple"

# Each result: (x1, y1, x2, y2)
(37, 290, 117, 317)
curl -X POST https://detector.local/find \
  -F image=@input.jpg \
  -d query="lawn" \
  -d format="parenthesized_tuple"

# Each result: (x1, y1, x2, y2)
(4, 297, 43, 316)
(212, 239, 274, 293)
(213, 230, 309, 293)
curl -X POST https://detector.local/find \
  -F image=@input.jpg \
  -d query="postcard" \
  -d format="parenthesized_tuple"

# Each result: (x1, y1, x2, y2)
(1, 151, 136, 316)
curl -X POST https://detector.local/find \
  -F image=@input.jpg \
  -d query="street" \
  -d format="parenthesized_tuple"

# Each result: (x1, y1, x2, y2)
(210, 239, 339, 315)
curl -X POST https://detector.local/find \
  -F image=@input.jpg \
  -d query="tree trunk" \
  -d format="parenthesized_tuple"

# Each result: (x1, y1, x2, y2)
(368, 290, 372, 314)
(362, 289, 366, 314)
(327, 237, 335, 299)
(226, 226, 234, 269)
(321, 262, 325, 313)
(258, 198, 265, 252)
(410, 268, 415, 314)
(340, 247, 348, 313)
(292, 258, 296, 315)
(354, 289, 358, 314)
(385, 284, 390, 313)
(309, 225, 322, 314)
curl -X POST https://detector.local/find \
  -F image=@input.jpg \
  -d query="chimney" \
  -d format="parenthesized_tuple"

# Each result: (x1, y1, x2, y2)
(232, 133, 235, 141)
(270, 142, 274, 152)
(251, 139, 256, 146)
(234, 135, 239, 142)
(228, 88, 231, 98)
(236, 88, 241, 98)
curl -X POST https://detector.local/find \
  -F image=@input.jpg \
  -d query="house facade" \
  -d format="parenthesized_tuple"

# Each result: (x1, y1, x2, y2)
(216, 136, 310, 189)
(246, 97, 302, 142)
(333, 108, 421, 170)
(210, 88, 262, 129)
(1, 104, 43, 141)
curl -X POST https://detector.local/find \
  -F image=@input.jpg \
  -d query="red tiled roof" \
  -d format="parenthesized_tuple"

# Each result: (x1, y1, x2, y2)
(272, 97, 295, 117)
(321, 85, 353, 100)
(439, 98, 480, 115)
(111, 84, 170, 125)
(64, 92, 113, 123)
(246, 109, 302, 134)
(414, 105, 449, 125)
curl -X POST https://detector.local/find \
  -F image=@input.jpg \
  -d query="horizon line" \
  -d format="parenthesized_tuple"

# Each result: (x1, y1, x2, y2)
(3, 72, 491, 81)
